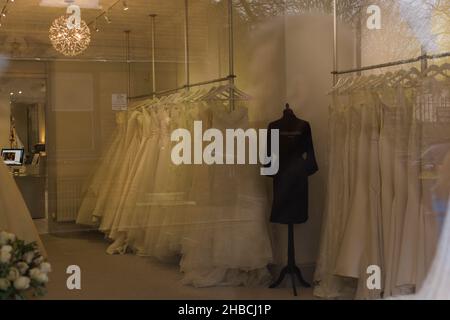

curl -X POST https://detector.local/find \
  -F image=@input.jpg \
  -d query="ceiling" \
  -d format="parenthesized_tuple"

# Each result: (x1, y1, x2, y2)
(0, 0, 218, 61)
(0, 0, 375, 61)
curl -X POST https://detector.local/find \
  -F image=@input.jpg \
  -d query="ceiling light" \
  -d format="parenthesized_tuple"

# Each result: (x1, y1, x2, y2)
(49, 15, 91, 56)
(18, 91, 22, 94)
(123, 1, 129, 11)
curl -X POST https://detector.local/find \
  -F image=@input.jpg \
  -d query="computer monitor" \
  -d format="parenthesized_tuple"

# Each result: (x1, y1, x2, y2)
(1, 149, 25, 166)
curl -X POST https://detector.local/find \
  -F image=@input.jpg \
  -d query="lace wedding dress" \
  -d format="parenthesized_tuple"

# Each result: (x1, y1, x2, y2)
(0, 160, 46, 256)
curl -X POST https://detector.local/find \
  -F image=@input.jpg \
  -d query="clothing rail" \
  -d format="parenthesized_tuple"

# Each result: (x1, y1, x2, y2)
(332, 51, 450, 75)
(127, 75, 236, 101)
(2, 57, 193, 64)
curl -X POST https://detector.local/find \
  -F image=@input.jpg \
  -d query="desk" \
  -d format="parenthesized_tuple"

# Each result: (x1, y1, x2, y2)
(14, 174, 46, 219)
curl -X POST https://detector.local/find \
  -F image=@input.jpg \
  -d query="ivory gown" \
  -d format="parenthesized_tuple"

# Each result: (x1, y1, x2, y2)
(180, 105, 273, 287)
(100, 111, 143, 238)
(0, 160, 46, 256)
(106, 108, 158, 254)
(76, 112, 127, 226)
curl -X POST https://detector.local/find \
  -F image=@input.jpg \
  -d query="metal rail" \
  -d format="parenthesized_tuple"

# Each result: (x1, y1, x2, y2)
(128, 75, 235, 101)
(331, 51, 450, 75)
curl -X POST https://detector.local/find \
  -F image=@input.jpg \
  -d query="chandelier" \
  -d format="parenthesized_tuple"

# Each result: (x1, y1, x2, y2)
(49, 15, 91, 57)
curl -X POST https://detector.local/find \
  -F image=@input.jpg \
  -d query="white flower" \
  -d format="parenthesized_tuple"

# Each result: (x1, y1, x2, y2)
(13, 276, 30, 290)
(29, 268, 48, 284)
(0, 250, 11, 264)
(23, 251, 35, 264)
(0, 278, 11, 290)
(16, 262, 29, 275)
(5, 233, 15, 243)
(1, 245, 13, 253)
(40, 262, 52, 274)
(33, 256, 44, 265)
(0, 232, 15, 245)
(7, 267, 20, 281)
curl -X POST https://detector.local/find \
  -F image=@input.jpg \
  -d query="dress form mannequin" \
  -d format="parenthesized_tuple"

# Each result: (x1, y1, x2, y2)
(267, 103, 318, 296)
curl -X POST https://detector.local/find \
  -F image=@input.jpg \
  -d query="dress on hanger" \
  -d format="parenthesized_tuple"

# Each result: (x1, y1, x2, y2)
(77, 112, 127, 226)
(89, 112, 132, 223)
(314, 92, 357, 298)
(99, 111, 143, 240)
(137, 106, 178, 259)
(107, 108, 158, 254)
(0, 160, 46, 257)
(180, 104, 273, 287)
(121, 107, 162, 254)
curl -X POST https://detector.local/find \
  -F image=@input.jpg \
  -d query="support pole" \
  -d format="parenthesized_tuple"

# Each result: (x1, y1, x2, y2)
(355, 15, 362, 76)
(124, 30, 131, 98)
(184, 0, 190, 89)
(150, 14, 157, 97)
(333, 0, 338, 85)
(421, 46, 428, 72)
(228, 0, 235, 111)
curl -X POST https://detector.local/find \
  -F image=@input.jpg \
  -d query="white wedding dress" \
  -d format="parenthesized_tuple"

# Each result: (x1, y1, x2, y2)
(180, 104, 273, 287)
(99, 111, 143, 237)
(77, 112, 128, 226)
(0, 160, 46, 256)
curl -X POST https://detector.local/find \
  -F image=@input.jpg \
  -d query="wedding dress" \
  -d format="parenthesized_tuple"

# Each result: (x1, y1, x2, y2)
(314, 91, 359, 298)
(0, 160, 46, 256)
(114, 107, 162, 254)
(99, 111, 143, 237)
(89, 112, 131, 223)
(135, 106, 181, 259)
(180, 104, 273, 287)
(335, 91, 372, 279)
(106, 108, 158, 254)
(77, 112, 127, 226)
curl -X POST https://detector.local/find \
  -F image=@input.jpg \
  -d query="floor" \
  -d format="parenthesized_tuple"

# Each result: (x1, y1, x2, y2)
(39, 231, 316, 300)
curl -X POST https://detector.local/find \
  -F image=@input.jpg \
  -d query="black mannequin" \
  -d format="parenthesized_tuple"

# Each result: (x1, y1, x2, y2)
(266, 103, 318, 296)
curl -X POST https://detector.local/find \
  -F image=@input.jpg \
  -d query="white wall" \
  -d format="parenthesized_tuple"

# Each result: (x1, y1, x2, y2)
(238, 14, 355, 270)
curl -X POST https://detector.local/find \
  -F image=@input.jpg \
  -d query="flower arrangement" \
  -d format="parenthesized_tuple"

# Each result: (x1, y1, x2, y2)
(0, 231, 51, 300)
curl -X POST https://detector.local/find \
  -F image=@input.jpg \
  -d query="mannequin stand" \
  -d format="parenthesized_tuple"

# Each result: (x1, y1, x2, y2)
(269, 223, 311, 296)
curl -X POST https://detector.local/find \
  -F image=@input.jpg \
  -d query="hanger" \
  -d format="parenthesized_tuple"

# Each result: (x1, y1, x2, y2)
(369, 71, 394, 89)
(328, 76, 349, 93)
(202, 83, 252, 101)
(330, 76, 354, 94)
(391, 67, 421, 87)
(424, 63, 450, 80)
(339, 75, 365, 94)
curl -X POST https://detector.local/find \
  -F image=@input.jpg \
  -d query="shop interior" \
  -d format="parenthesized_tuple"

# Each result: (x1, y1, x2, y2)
(0, 0, 450, 299)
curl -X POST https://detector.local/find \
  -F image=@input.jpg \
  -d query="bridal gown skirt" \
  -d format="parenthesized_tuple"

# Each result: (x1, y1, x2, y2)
(99, 115, 143, 237)
(0, 161, 46, 257)
(77, 116, 126, 226)
(180, 163, 273, 287)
